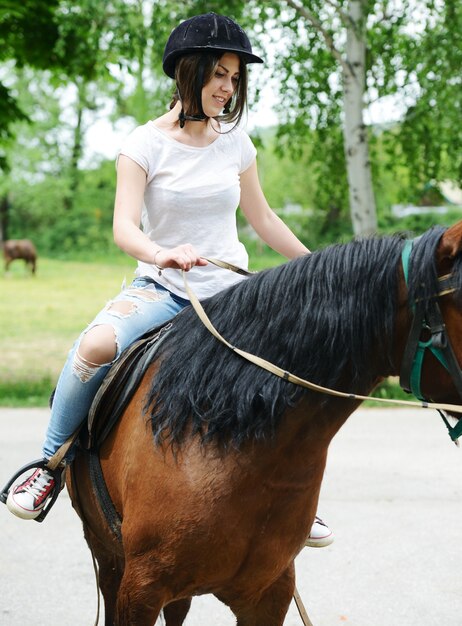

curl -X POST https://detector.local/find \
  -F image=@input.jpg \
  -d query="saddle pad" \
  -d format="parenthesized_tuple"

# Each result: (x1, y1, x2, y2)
(85, 322, 172, 449)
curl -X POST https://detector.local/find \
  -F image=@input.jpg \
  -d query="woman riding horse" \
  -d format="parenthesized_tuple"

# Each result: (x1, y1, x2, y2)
(5, 13, 332, 547)
(68, 221, 462, 625)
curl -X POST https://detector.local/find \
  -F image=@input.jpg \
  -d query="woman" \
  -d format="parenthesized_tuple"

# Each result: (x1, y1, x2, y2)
(6, 12, 333, 548)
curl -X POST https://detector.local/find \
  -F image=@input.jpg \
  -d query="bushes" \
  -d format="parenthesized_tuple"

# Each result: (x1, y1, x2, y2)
(6, 160, 116, 258)
(5, 140, 462, 260)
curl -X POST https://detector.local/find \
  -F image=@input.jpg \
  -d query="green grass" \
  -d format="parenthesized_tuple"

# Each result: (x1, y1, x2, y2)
(0, 256, 136, 405)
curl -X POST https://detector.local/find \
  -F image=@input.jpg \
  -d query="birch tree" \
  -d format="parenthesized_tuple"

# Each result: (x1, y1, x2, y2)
(342, 0, 376, 234)
(263, 0, 378, 235)
(252, 0, 461, 236)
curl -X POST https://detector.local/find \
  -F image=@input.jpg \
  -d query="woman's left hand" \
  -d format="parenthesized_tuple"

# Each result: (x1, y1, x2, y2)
(154, 244, 208, 272)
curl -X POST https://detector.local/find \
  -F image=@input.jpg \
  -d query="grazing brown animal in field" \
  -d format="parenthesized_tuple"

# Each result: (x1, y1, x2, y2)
(3, 239, 37, 274)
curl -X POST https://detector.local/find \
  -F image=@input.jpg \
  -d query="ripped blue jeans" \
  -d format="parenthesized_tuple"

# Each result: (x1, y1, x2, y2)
(42, 277, 189, 460)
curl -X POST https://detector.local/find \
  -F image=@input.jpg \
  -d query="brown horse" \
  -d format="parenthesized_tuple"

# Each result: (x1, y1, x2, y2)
(3, 239, 37, 274)
(68, 221, 462, 626)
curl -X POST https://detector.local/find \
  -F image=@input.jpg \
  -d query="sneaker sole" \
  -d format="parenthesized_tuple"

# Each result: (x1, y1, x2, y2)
(6, 492, 43, 520)
(305, 534, 334, 548)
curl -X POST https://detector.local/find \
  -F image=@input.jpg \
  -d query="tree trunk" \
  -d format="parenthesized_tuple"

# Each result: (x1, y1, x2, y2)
(0, 194, 10, 243)
(64, 79, 85, 212)
(342, 0, 377, 236)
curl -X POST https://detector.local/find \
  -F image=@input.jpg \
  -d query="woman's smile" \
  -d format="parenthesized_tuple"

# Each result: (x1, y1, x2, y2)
(201, 52, 240, 117)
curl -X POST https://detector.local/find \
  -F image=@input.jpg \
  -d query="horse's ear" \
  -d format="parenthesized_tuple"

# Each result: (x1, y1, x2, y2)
(436, 220, 462, 263)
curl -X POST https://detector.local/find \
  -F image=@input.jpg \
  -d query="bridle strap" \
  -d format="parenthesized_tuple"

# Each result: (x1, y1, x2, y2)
(429, 302, 462, 399)
(399, 303, 428, 397)
(399, 238, 462, 441)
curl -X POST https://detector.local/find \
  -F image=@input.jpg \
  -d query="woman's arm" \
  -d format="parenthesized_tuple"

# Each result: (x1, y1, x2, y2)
(113, 155, 158, 263)
(239, 160, 310, 258)
(113, 155, 207, 271)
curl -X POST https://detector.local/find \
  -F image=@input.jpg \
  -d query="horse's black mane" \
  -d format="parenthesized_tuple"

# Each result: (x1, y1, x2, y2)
(146, 225, 462, 449)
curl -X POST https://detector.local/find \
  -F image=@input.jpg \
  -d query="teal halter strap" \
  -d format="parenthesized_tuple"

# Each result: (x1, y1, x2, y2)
(400, 238, 462, 442)
(401, 238, 413, 287)
(401, 238, 449, 399)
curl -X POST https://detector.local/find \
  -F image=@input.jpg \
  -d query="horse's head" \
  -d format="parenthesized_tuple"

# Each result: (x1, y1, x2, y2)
(401, 220, 462, 436)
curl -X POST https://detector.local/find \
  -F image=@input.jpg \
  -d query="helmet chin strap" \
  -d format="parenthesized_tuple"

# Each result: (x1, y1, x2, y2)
(178, 56, 209, 129)
(178, 108, 207, 128)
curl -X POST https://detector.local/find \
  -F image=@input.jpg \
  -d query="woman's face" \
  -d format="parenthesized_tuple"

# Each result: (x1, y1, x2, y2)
(201, 52, 240, 118)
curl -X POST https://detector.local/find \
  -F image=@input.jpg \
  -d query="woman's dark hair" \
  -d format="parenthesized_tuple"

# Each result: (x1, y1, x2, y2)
(170, 52, 249, 127)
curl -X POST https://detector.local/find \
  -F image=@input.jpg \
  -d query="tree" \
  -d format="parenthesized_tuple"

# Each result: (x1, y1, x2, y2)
(394, 0, 462, 186)
(0, 0, 157, 216)
(2, 1, 461, 245)
(277, 0, 376, 236)
(0, 0, 61, 168)
(238, 0, 462, 237)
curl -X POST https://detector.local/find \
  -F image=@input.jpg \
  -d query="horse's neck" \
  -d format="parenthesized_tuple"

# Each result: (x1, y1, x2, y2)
(251, 402, 355, 482)
(391, 281, 414, 377)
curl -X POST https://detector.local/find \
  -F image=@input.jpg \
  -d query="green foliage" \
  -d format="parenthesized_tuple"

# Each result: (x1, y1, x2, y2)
(7, 160, 116, 256)
(254, 125, 353, 248)
(1, 0, 461, 249)
(379, 207, 462, 238)
(364, 378, 415, 408)
(0, 82, 27, 170)
(397, 0, 462, 185)
(0, 1, 61, 68)
(0, 0, 61, 140)
(0, 83, 28, 139)
(246, 0, 462, 231)
(0, 378, 52, 407)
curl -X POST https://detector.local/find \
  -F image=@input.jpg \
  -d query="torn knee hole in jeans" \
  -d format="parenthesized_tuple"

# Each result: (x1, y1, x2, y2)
(72, 350, 105, 383)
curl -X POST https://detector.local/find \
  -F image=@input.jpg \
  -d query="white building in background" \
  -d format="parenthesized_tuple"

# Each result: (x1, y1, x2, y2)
(391, 180, 462, 218)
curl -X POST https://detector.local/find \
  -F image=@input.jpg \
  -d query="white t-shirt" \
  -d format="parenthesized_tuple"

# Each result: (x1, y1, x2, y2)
(118, 121, 257, 300)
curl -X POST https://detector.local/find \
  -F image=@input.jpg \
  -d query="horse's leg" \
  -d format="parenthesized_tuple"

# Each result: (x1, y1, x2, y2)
(115, 558, 164, 626)
(67, 461, 124, 626)
(163, 598, 192, 626)
(228, 563, 295, 626)
(79, 521, 124, 626)
(97, 549, 124, 626)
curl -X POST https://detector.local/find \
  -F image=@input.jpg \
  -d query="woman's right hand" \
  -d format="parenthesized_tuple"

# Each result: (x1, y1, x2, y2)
(154, 244, 209, 272)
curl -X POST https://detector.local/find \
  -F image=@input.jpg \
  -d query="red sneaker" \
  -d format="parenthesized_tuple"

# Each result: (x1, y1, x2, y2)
(7, 468, 57, 520)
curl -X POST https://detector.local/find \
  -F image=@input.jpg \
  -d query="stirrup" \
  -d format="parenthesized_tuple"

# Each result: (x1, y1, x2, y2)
(0, 458, 64, 523)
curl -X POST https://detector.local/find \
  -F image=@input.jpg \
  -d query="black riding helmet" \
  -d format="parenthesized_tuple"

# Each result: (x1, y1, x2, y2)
(162, 13, 263, 126)
(162, 12, 263, 79)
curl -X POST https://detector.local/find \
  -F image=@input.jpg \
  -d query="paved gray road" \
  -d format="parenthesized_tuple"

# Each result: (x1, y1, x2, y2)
(1, 407, 461, 626)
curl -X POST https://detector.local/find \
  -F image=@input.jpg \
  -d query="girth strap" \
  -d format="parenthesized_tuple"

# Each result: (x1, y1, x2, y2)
(86, 449, 122, 541)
